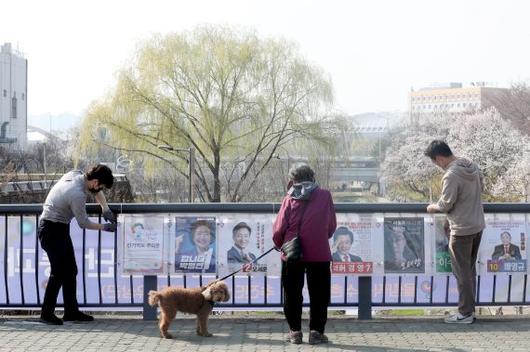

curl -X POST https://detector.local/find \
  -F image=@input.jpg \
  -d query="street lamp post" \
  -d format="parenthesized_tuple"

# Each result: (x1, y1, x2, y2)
(158, 145, 195, 202)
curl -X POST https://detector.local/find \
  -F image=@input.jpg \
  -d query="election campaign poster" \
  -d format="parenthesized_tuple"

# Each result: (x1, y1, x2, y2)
(119, 215, 166, 274)
(330, 214, 381, 275)
(383, 217, 425, 274)
(217, 214, 279, 277)
(174, 217, 217, 274)
(432, 215, 452, 273)
(479, 214, 527, 275)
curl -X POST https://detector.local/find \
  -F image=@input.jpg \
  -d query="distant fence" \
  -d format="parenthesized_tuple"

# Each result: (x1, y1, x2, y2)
(0, 203, 529, 320)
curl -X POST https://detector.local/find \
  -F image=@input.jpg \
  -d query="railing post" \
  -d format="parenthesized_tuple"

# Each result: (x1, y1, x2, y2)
(143, 275, 157, 320)
(358, 276, 372, 320)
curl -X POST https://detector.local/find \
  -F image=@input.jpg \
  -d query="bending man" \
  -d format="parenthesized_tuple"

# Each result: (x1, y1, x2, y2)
(39, 164, 117, 325)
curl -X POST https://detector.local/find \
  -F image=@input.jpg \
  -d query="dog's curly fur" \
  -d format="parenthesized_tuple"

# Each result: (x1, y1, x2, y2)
(148, 280, 230, 338)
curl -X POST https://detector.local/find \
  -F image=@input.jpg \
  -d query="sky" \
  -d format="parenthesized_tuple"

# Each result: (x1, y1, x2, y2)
(2, 0, 530, 128)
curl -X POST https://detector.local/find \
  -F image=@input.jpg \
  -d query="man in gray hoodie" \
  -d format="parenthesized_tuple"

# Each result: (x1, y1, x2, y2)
(425, 140, 485, 324)
(39, 164, 117, 325)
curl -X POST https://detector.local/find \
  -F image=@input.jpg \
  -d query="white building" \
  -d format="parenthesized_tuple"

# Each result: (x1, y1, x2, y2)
(409, 82, 509, 124)
(0, 43, 27, 149)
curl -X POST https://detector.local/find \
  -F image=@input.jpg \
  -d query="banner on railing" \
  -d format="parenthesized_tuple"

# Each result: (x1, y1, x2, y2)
(117, 214, 281, 276)
(117, 213, 528, 277)
(1, 211, 529, 306)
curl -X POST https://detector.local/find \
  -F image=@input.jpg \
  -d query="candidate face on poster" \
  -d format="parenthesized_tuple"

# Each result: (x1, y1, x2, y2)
(174, 217, 216, 273)
(384, 217, 425, 274)
(120, 215, 165, 274)
(330, 214, 378, 275)
(479, 216, 527, 274)
(217, 215, 277, 276)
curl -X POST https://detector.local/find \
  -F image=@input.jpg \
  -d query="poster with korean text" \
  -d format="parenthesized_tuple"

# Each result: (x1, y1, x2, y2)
(174, 217, 217, 274)
(433, 215, 452, 273)
(383, 217, 425, 274)
(119, 215, 166, 274)
(479, 214, 526, 275)
(217, 214, 279, 276)
(330, 214, 382, 275)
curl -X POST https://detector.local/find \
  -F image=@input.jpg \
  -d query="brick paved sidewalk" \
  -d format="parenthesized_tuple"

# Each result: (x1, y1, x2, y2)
(1, 314, 530, 352)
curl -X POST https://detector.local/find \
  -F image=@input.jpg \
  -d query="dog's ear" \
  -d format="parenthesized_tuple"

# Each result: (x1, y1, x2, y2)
(222, 285, 231, 302)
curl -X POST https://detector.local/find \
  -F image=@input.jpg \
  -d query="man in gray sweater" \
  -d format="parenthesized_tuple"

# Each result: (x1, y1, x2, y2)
(425, 140, 485, 324)
(39, 164, 117, 325)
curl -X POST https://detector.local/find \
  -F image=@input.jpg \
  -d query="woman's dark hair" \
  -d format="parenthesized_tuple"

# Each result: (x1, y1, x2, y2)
(86, 164, 114, 188)
(288, 163, 315, 183)
(424, 140, 453, 160)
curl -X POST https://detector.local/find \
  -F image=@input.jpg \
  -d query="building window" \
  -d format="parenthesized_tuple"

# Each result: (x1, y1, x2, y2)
(2, 89, 6, 97)
(11, 96, 17, 118)
(22, 93, 25, 101)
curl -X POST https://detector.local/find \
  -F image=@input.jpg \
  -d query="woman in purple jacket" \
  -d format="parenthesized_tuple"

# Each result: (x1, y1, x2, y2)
(273, 164, 337, 345)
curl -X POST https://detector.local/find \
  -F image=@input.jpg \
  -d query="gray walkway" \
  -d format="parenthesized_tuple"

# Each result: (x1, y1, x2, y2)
(1, 314, 530, 352)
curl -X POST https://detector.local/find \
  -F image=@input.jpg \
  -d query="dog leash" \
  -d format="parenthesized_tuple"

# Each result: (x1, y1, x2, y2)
(219, 246, 278, 281)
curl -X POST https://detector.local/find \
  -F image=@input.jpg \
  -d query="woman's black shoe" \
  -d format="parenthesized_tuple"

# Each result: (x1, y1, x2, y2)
(63, 311, 94, 322)
(40, 314, 63, 325)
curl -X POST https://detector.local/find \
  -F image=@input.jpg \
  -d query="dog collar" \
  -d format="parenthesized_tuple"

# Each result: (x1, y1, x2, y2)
(207, 300, 215, 306)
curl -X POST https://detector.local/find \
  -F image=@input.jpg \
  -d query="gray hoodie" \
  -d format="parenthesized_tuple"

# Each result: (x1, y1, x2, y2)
(436, 158, 485, 236)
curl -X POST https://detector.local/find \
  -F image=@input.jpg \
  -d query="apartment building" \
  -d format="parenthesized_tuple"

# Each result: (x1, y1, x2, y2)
(0, 42, 27, 149)
(409, 82, 509, 123)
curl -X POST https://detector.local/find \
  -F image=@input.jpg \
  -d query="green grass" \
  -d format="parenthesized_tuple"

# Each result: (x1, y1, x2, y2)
(382, 309, 425, 316)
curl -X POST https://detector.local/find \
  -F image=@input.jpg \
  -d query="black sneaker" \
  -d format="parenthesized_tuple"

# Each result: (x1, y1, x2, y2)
(40, 314, 63, 325)
(63, 311, 94, 323)
(308, 330, 329, 345)
(286, 330, 303, 344)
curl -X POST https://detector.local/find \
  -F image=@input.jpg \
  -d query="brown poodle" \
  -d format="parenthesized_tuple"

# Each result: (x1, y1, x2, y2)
(148, 280, 230, 338)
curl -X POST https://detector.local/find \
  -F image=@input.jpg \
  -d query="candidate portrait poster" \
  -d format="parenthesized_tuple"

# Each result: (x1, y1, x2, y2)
(479, 214, 527, 275)
(433, 216, 452, 273)
(217, 215, 278, 276)
(119, 215, 165, 274)
(384, 217, 425, 274)
(174, 217, 217, 274)
(330, 214, 381, 275)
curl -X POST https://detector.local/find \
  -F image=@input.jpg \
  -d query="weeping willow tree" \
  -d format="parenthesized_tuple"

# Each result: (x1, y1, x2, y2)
(78, 25, 337, 202)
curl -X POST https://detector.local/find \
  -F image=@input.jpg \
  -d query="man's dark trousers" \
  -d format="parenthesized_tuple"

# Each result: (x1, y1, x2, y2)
(38, 220, 79, 316)
(281, 261, 331, 333)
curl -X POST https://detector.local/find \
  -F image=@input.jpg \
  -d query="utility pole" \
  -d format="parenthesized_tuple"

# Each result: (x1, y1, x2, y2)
(189, 147, 195, 203)
(158, 145, 195, 202)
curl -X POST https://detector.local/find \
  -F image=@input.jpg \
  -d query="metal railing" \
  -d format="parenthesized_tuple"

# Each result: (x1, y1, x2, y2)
(1, 203, 529, 320)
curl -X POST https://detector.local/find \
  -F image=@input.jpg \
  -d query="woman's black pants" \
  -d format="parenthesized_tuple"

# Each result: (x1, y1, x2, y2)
(281, 261, 331, 333)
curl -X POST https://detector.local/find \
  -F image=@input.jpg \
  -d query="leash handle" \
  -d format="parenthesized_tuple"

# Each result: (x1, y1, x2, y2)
(219, 246, 277, 281)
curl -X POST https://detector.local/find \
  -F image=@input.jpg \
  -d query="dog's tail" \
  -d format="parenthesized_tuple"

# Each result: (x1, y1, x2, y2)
(148, 290, 161, 307)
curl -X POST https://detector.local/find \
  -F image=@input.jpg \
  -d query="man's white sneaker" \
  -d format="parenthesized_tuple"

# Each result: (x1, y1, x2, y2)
(444, 313, 474, 324)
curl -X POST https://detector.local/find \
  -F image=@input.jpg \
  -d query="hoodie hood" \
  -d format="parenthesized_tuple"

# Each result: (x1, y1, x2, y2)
(288, 181, 318, 200)
(446, 157, 481, 181)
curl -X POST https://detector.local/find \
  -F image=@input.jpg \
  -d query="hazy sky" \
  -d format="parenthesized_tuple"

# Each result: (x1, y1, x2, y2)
(2, 0, 530, 121)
